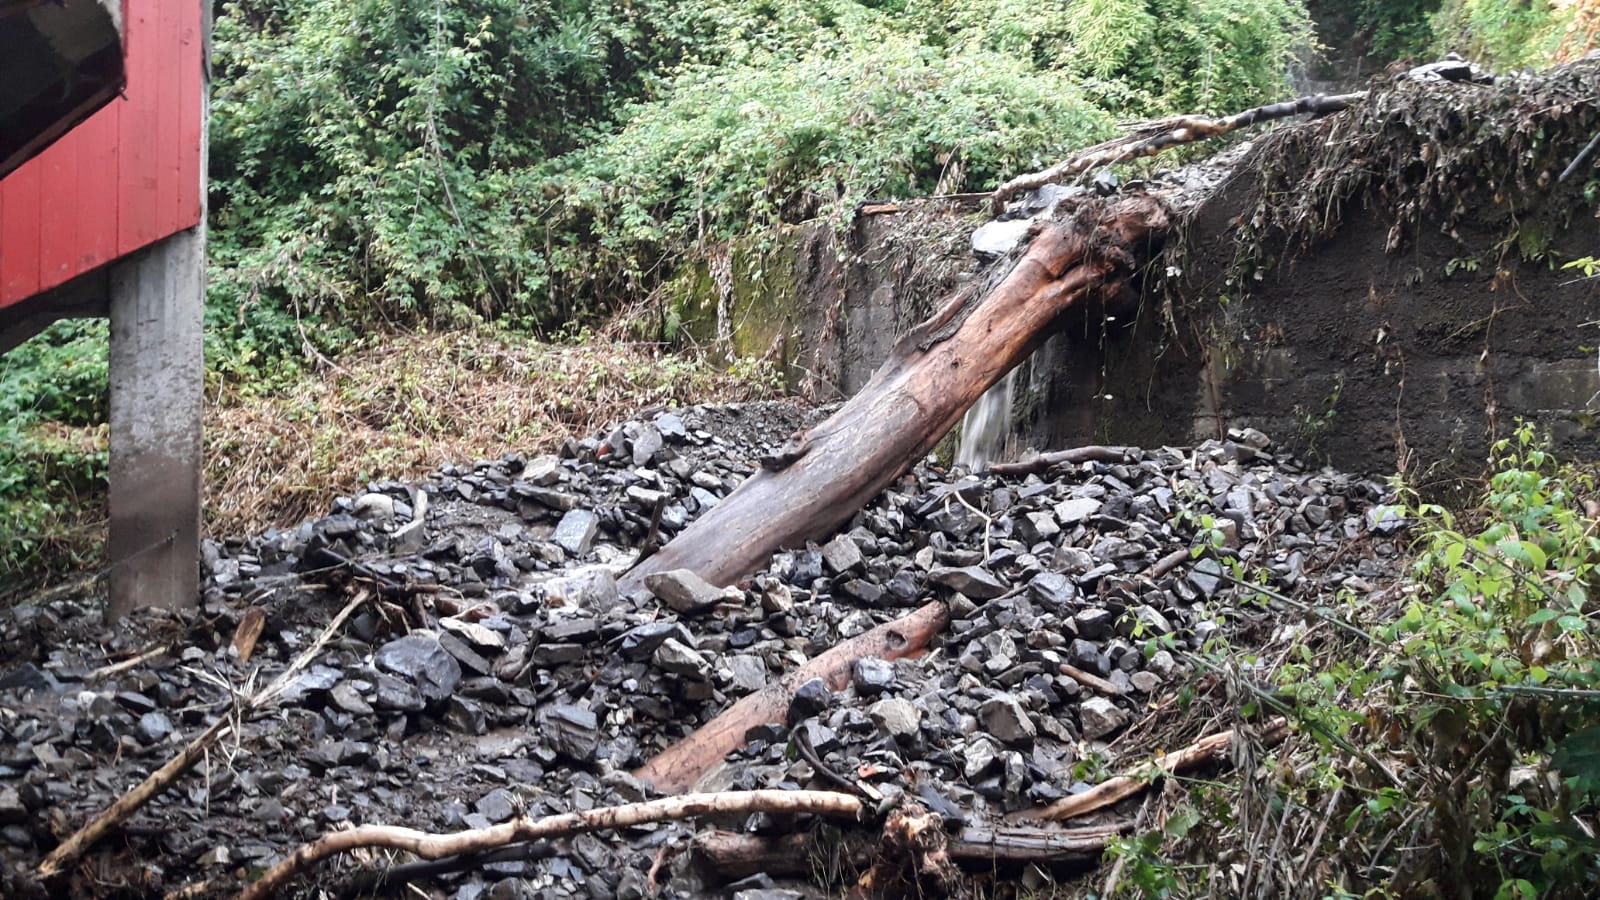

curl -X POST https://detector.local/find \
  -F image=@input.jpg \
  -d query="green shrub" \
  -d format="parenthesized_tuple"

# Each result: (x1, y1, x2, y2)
(0, 322, 110, 586)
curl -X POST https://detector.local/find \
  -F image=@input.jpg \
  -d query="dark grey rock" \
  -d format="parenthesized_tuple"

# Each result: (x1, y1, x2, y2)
(868, 697, 921, 738)
(821, 533, 865, 575)
(1079, 696, 1128, 740)
(475, 788, 518, 823)
(631, 425, 663, 466)
(789, 677, 831, 723)
(645, 568, 735, 614)
(618, 622, 695, 661)
(851, 657, 896, 696)
(654, 638, 710, 681)
(135, 712, 174, 745)
(552, 509, 600, 556)
(725, 655, 768, 693)
(929, 565, 1007, 599)
(1072, 608, 1115, 641)
(372, 672, 426, 712)
(375, 635, 463, 704)
(539, 704, 600, 762)
(980, 693, 1036, 745)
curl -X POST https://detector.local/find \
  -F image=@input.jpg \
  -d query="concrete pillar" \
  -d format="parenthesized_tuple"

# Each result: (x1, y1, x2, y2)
(106, 226, 204, 621)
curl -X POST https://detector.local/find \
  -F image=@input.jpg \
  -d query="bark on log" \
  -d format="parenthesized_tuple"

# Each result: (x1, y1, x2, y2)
(635, 601, 950, 793)
(619, 197, 1168, 596)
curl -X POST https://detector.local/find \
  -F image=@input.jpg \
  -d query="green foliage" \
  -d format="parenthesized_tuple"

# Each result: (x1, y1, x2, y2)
(0, 322, 110, 585)
(1432, 0, 1578, 70)
(1352, 0, 1445, 61)
(208, 0, 1312, 335)
(1277, 424, 1600, 896)
(553, 32, 1116, 282)
(1107, 425, 1600, 897)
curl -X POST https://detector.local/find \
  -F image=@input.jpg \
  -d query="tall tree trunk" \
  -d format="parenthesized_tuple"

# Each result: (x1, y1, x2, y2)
(619, 195, 1169, 594)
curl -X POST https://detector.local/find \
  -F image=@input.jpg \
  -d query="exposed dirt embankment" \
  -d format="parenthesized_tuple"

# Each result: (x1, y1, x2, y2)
(1025, 59, 1600, 479)
(741, 61, 1600, 480)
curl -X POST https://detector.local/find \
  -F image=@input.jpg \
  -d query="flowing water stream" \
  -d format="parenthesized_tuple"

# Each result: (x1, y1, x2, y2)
(955, 367, 1017, 470)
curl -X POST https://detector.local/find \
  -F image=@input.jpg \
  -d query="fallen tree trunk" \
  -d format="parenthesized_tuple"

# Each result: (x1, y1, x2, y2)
(619, 196, 1168, 596)
(635, 601, 949, 792)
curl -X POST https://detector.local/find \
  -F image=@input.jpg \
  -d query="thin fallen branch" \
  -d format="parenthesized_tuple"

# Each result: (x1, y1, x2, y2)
(37, 589, 371, 881)
(1031, 717, 1288, 822)
(990, 92, 1366, 210)
(238, 789, 866, 900)
(1143, 547, 1193, 580)
(86, 643, 171, 683)
(693, 821, 1122, 880)
(1060, 663, 1122, 696)
(985, 445, 1137, 477)
(635, 601, 950, 793)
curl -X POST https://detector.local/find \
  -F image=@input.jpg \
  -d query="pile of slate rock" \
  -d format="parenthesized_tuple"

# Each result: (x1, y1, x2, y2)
(0, 400, 1407, 899)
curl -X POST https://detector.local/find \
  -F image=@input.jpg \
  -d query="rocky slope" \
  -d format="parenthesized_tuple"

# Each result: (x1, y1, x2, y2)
(0, 400, 1407, 898)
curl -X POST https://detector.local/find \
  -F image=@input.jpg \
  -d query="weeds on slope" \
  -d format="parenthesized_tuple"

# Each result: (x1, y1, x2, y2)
(1097, 423, 1600, 899)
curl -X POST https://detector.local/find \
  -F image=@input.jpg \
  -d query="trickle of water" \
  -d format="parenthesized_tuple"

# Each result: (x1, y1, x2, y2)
(956, 367, 1017, 470)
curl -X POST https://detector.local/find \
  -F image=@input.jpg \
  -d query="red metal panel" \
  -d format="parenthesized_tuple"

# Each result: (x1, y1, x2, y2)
(1, 0, 205, 310)
(38, 129, 80, 286)
(76, 107, 122, 268)
(174, 3, 203, 230)
(116, 2, 160, 254)
(0, 164, 43, 301)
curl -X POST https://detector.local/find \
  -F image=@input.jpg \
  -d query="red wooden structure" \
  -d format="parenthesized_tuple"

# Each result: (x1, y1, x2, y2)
(1, 0, 204, 308)
(0, 0, 208, 620)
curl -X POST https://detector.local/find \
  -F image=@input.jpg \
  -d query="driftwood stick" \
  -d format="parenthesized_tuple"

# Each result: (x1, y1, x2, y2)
(37, 589, 371, 881)
(1143, 548, 1193, 580)
(86, 643, 171, 683)
(1032, 717, 1288, 822)
(985, 445, 1138, 476)
(238, 790, 866, 900)
(990, 92, 1366, 210)
(635, 601, 950, 793)
(693, 822, 1122, 879)
(1060, 663, 1122, 696)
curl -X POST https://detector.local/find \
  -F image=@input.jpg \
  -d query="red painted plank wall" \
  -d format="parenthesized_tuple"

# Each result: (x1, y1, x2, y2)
(0, 0, 205, 308)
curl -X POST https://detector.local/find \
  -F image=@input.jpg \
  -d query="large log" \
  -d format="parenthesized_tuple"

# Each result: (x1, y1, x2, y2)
(619, 196, 1169, 595)
(635, 601, 949, 792)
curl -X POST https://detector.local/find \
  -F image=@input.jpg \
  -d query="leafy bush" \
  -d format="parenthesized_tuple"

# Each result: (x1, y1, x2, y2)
(0, 322, 110, 586)
(208, 0, 1313, 335)
(1431, 0, 1579, 70)
(548, 31, 1116, 293)
(1102, 424, 1600, 897)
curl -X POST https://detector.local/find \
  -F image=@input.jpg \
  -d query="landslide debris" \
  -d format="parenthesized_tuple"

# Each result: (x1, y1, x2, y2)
(0, 401, 1407, 898)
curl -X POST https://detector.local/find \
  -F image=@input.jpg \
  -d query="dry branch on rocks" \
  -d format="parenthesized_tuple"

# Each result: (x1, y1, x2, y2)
(694, 822, 1121, 880)
(990, 92, 1365, 210)
(35, 589, 371, 882)
(236, 790, 865, 900)
(1032, 717, 1289, 822)
(985, 445, 1138, 476)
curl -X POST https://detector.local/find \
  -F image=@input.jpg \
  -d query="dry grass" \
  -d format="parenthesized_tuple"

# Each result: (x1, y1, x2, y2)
(203, 329, 787, 539)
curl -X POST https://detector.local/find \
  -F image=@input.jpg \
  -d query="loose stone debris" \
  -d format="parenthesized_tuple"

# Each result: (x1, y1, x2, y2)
(0, 400, 1407, 898)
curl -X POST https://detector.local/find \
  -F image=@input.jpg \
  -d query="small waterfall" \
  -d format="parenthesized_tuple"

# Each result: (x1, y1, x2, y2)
(956, 367, 1017, 470)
